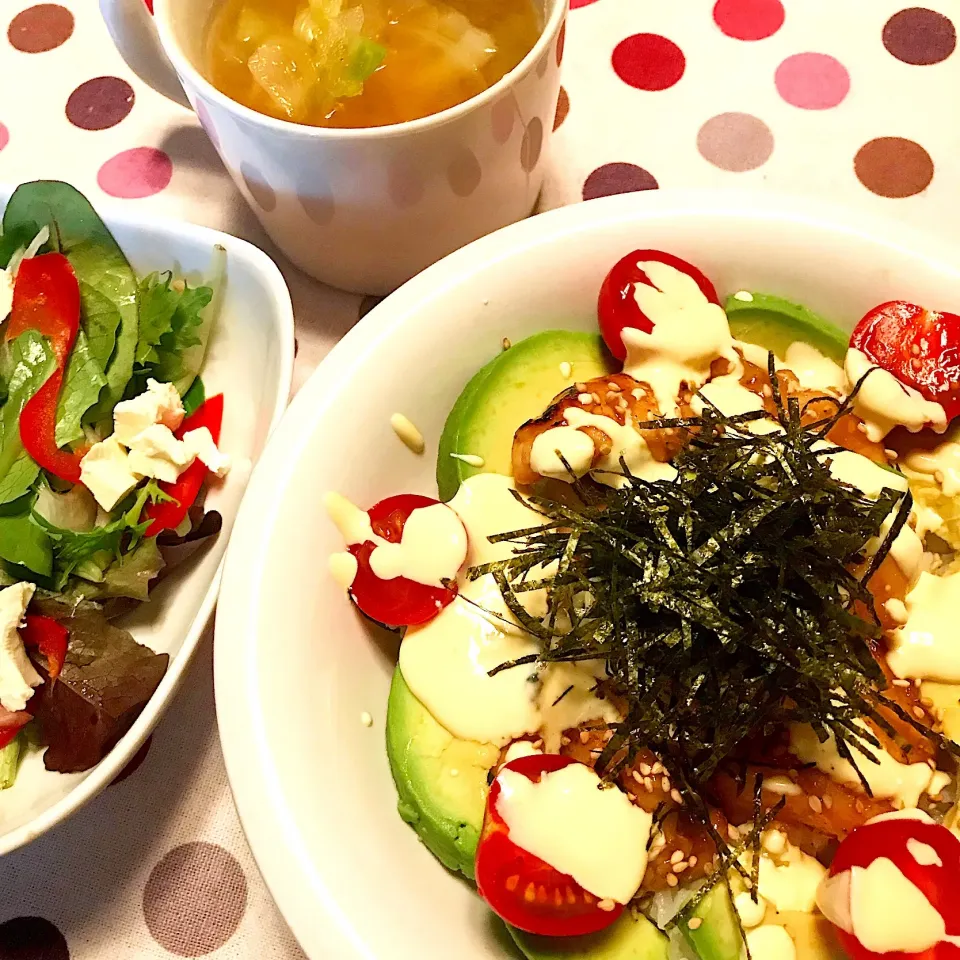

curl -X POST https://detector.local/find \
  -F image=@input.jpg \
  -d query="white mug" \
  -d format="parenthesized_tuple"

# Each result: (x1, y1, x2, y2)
(100, 0, 566, 295)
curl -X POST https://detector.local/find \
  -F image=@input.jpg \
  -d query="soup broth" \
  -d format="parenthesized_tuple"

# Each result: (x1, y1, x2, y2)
(204, 0, 543, 128)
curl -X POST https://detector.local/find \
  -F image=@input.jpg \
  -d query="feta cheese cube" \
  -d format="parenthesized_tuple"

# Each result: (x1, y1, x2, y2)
(183, 427, 231, 478)
(0, 581, 41, 713)
(113, 379, 184, 445)
(127, 424, 195, 483)
(80, 436, 141, 510)
(0, 269, 13, 324)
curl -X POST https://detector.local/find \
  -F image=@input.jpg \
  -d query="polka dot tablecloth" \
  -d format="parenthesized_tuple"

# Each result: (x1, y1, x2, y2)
(0, 0, 959, 957)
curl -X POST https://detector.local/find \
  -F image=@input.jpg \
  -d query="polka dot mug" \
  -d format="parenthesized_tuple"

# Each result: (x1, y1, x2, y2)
(100, 0, 566, 295)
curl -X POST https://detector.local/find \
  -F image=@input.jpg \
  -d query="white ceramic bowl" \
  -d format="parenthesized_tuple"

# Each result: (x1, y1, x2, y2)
(0, 187, 294, 855)
(215, 190, 960, 959)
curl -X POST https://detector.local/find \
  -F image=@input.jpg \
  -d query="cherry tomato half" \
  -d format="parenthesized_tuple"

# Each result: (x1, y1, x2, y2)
(850, 301, 960, 421)
(347, 494, 460, 628)
(825, 814, 960, 960)
(597, 249, 721, 360)
(475, 754, 624, 937)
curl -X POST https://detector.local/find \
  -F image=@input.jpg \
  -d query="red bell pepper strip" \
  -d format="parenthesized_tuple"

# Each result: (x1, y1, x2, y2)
(0, 705, 31, 751)
(143, 394, 224, 538)
(20, 614, 68, 682)
(7, 254, 84, 483)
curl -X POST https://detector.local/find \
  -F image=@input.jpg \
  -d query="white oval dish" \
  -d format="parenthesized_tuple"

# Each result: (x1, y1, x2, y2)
(214, 189, 960, 959)
(0, 185, 294, 856)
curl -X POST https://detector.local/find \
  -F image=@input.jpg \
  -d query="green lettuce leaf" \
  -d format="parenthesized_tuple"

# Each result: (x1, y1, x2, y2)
(143, 281, 213, 386)
(0, 331, 55, 505)
(0, 507, 52, 578)
(77, 281, 122, 378)
(98, 537, 164, 601)
(55, 329, 107, 448)
(3, 181, 138, 417)
(181, 376, 205, 416)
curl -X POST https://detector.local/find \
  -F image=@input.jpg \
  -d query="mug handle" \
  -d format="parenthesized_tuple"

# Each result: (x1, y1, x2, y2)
(99, 0, 193, 109)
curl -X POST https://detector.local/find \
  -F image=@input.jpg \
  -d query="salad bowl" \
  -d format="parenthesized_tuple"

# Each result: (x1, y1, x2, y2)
(0, 184, 294, 855)
(215, 189, 960, 959)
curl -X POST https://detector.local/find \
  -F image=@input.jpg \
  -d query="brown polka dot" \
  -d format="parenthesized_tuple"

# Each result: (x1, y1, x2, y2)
(0, 917, 69, 960)
(110, 736, 152, 785)
(446, 148, 482, 197)
(582, 162, 658, 201)
(388, 163, 424, 208)
(553, 87, 569, 131)
(855, 136, 933, 197)
(556, 20, 566, 66)
(240, 164, 276, 212)
(520, 117, 543, 172)
(696, 111, 774, 171)
(299, 192, 334, 225)
(491, 95, 516, 144)
(8, 4, 73, 53)
(883, 8, 956, 65)
(144, 842, 247, 956)
(359, 295, 383, 319)
(65, 77, 134, 130)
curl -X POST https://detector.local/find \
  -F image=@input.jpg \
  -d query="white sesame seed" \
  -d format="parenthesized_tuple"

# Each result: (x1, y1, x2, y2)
(580, 730, 591, 744)
(578, 393, 594, 404)
(575, 382, 587, 392)
(688, 918, 703, 930)
(666, 874, 679, 888)
(644, 778, 654, 793)
(607, 382, 621, 392)
(661, 776, 671, 792)
(673, 862, 688, 874)
(670, 849, 684, 864)
(893, 679, 911, 687)
(914, 706, 927, 720)
(450, 453, 485, 468)
(360, 711, 373, 727)
(640, 762, 652, 776)
(560, 735, 571, 746)
(808, 796, 823, 813)
(670, 788, 683, 805)
(823, 795, 833, 809)
(389, 414, 425, 455)
(598, 899, 617, 912)
(559, 362, 572, 379)
(688, 856, 697, 867)
(502, 337, 512, 350)
(651, 762, 664, 775)
(632, 770, 644, 784)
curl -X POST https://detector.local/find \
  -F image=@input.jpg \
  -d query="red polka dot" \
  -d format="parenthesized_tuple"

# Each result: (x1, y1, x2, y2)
(97, 147, 172, 198)
(612, 34, 685, 91)
(0, 124, 8, 152)
(713, 0, 784, 40)
(570, 0, 600, 9)
(775, 52, 850, 109)
(556, 20, 566, 66)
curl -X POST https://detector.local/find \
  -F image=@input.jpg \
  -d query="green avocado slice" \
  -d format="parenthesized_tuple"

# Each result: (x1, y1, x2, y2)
(436, 330, 616, 501)
(385, 667, 499, 879)
(724, 293, 849, 365)
(509, 913, 669, 960)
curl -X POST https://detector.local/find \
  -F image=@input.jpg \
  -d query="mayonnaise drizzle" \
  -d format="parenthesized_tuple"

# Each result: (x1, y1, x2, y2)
(530, 408, 676, 488)
(399, 475, 619, 747)
(889, 570, 960, 682)
(788, 722, 939, 809)
(324, 493, 467, 588)
(495, 762, 652, 903)
(845, 349, 947, 442)
(903, 439, 960, 498)
(622, 261, 736, 415)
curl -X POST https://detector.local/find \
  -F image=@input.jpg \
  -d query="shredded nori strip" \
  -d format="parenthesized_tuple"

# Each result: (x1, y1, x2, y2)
(479, 360, 959, 886)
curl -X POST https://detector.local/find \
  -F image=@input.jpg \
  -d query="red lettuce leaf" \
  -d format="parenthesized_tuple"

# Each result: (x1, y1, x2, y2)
(28, 609, 168, 773)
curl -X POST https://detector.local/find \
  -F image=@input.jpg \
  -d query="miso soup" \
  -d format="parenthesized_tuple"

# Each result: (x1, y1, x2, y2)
(204, 0, 543, 128)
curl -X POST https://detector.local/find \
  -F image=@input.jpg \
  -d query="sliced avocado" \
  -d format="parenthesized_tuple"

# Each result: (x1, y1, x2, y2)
(509, 913, 669, 960)
(436, 330, 616, 501)
(385, 666, 499, 879)
(725, 293, 849, 364)
(680, 884, 745, 960)
(681, 884, 846, 960)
